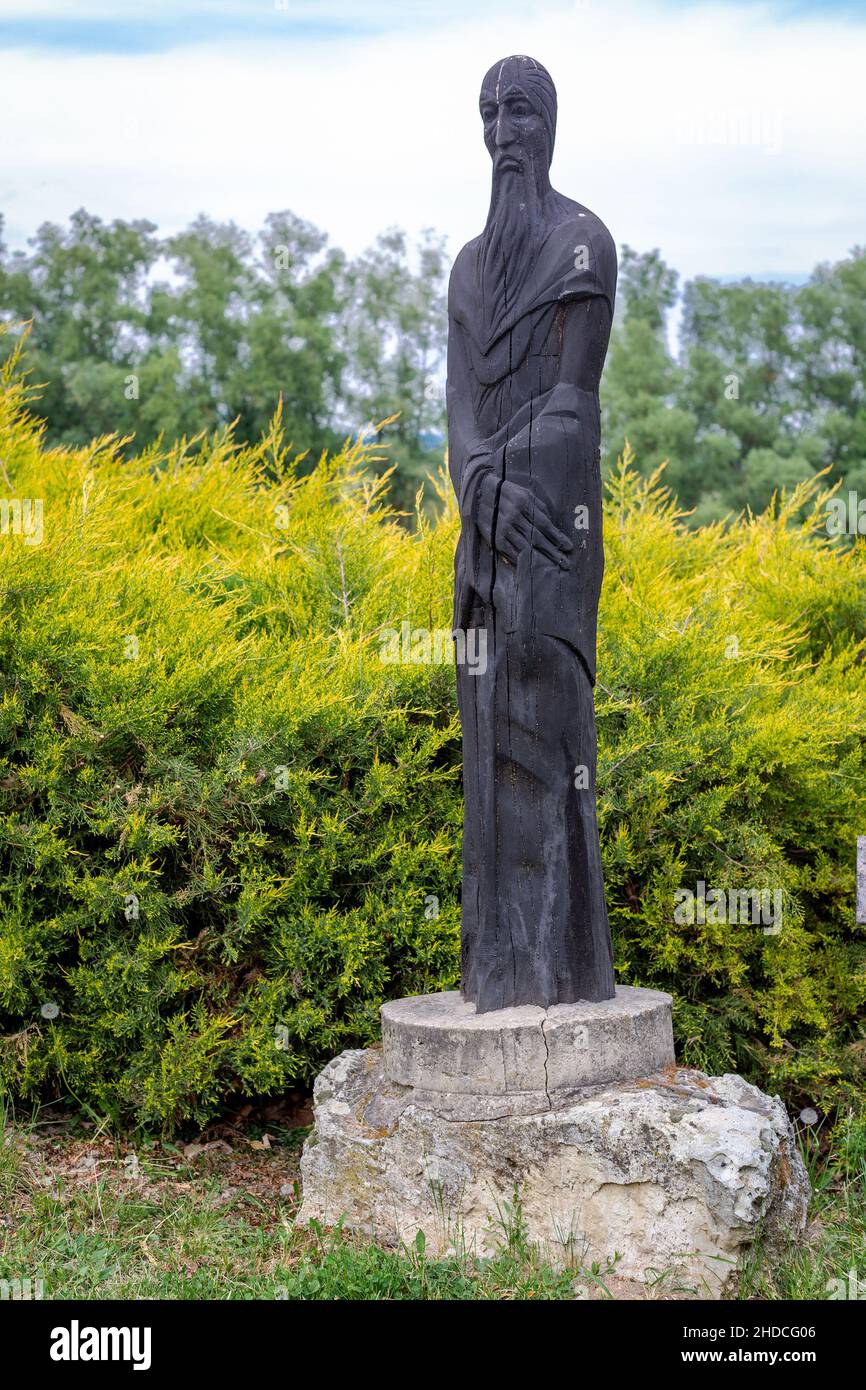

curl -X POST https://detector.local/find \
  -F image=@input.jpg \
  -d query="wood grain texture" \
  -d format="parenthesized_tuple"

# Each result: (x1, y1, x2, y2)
(447, 56, 617, 1010)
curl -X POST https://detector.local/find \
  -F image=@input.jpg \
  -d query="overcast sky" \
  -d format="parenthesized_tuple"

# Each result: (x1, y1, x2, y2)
(1, 0, 864, 284)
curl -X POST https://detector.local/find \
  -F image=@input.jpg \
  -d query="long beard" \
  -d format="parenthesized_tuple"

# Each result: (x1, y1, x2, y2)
(477, 169, 543, 341)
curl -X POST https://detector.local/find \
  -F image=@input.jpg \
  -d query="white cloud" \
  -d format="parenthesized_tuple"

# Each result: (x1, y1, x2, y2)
(1, 0, 864, 282)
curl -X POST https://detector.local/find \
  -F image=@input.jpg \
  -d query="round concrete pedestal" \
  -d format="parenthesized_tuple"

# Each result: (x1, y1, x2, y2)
(380, 986, 675, 1117)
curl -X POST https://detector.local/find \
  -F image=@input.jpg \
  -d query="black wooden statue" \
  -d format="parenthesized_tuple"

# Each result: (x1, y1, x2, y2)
(447, 55, 617, 1012)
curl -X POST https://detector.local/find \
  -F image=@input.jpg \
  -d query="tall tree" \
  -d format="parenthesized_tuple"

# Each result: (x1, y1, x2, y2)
(0, 209, 160, 443)
(338, 227, 448, 509)
(601, 246, 698, 504)
(796, 247, 866, 494)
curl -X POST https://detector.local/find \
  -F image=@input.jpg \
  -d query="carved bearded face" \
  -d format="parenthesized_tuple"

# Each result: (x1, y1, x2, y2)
(476, 56, 557, 336)
(479, 59, 553, 183)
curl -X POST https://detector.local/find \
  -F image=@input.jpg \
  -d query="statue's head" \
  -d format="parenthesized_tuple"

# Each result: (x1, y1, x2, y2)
(479, 55, 557, 177)
(475, 56, 558, 332)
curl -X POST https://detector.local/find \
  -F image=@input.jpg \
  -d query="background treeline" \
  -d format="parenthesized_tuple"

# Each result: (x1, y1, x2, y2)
(2, 210, 865, 523)
(0, 209, 448, 510)
(607, 245, 866, 524)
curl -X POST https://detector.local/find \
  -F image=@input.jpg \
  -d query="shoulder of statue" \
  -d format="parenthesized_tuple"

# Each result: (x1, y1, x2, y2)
(543, 210, 617, 306)
(448, 238, 481, 321)
(449, 238, 480, 282)
(555, 209, 616, 252)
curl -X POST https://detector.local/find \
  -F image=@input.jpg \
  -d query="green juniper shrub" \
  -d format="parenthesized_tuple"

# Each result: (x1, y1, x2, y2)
(0, 332, 864, 1129)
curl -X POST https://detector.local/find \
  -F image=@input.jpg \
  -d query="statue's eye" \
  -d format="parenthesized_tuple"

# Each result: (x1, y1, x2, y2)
(509, 102, 530, 118)
(481, 106, 497, 123)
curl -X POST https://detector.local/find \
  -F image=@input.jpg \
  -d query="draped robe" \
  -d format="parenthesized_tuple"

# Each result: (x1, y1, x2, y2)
(447, 206, 618, 1011)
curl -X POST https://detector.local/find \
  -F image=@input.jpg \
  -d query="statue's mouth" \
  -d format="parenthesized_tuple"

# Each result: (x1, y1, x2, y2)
(496, 156, 522, 173)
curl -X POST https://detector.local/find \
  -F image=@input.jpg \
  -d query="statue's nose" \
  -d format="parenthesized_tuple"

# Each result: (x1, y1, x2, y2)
(495, 115, 515, 147)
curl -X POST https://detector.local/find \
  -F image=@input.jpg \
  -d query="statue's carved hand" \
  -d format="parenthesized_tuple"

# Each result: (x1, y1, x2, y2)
(476, 474, 573, 569)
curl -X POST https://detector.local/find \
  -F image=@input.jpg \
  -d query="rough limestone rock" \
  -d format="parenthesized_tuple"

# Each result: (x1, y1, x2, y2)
(298, 1048, 809, 1296)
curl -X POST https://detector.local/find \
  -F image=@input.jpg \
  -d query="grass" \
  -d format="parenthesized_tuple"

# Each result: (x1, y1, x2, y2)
(1, 1101, 864, 1301)
(739, 1112, 866, 1301)
(0, 1102, 583, 1301)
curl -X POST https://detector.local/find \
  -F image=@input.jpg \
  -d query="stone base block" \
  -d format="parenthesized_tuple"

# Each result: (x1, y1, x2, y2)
(298, 1046, 809, 1296)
